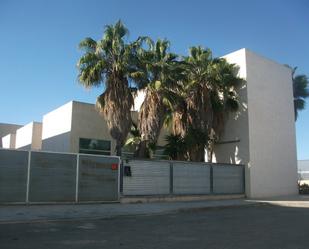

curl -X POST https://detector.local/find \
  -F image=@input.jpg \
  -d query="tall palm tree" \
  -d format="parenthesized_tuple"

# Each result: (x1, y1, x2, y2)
(171, 47, 242, 162)
(171, 46, 214, 161)
(77, 20, 141, 156)
(292, 67, 309, 121)
(135, 39, 182, 158)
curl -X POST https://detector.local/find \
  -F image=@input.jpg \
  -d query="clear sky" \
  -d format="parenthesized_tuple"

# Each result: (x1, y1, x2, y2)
(0, 0, 308, 159)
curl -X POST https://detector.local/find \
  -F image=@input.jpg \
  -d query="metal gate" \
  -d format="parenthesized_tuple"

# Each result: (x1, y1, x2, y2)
(0, 149, 120, 204)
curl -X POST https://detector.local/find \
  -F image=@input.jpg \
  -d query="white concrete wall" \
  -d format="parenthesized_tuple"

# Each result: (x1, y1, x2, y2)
(245, 49, 298, 198)
(15, 122, 42, 150)
(41, 102, 73, 152)
(214, 48, 250, 165)
(214, 48, 298, 198)
(70, 101, 116, 154)
(2, 133, 16, 149)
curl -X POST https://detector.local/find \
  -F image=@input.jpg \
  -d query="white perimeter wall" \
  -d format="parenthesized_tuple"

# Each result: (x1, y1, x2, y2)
(245, 49, 298, 198)
(42, 101, 73, 152)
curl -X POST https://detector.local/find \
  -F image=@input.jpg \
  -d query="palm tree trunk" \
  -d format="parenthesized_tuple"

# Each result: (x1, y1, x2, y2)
(138, 90, 165, 158)
(115, 142, 122, 157)
(136, 140, 148, 158)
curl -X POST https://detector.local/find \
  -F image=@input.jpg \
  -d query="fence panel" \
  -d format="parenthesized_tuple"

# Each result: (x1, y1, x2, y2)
(173, 162, 211, 194)
(213, 165, 244, 194)
(28, 151, 77, 202)
(123, 160, 170, 195)
(78, 155, 119, 201)
(0, 150, 28, 203)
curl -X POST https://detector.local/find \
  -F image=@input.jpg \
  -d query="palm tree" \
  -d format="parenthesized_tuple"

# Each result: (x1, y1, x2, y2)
(292, 67, 309, 121)
(171, 47, 242, 162)
(77, 20, 141, 156)
(163, 134, 186, 160)
(135, 39, 182, 158)
(207, 58, 242, 162)
(170, 46, 214, 161)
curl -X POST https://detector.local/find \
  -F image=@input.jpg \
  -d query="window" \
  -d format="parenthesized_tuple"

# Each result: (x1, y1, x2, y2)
(79, 138, 111, 155)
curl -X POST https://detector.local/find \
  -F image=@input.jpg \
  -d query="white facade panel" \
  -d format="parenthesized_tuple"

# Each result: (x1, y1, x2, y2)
(0, 123, 22, 148)
(245, 49, 298, 198)
(213, 49, 298, 198)
(15, 122, 42, 150)
(42, 102, 73, 152)
(2, 133, 16, 149)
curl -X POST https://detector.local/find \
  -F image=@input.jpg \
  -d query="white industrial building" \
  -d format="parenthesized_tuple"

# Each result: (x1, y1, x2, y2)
(0, 48, 299, 198)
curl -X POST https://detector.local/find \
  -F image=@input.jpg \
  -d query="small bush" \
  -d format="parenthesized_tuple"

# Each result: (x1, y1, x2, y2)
(299, 183, 309, 194)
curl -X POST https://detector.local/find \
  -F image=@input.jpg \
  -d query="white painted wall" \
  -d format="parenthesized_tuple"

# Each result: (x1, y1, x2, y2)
(214, 48, 250, 165)
(15, 122, 42, 150)
(245, 49, 298, 198)
(214, 48, 298, 198)
(2, 133, 16, 149)
(41, 102, 73, 152)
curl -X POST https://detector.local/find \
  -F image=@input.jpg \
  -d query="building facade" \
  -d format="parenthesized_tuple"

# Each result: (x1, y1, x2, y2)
(0, 48, 299, 198)
(213, 48, 298, 198)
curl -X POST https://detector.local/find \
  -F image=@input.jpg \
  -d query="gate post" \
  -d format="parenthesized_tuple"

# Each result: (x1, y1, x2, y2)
(169, 162, 173, 195)
(210, 164, 214, 194)
(120, 159, 124, 194)
(26, 151, 31, 204)
(75, 154, 80, 203)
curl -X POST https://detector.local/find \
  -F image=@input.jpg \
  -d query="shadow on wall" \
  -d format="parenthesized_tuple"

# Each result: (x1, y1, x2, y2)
(16, 144, 32, 151)
(213, 79, 249, 166)
(41, 131, 71, 153)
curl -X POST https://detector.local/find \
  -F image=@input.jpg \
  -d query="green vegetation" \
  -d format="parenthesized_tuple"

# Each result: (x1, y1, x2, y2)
(77, 20, 247, 161)
(292, 67, 309, 121)
(299, 183, 309, 194)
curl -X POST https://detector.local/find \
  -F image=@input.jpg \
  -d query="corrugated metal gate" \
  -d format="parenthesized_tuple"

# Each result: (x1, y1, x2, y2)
(122, 159, 245, 196)
(123, 160, 170, 195)
(173, 162, 211, 195)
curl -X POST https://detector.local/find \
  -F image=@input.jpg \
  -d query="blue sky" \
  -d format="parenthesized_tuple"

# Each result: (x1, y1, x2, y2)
(0, 0, 308, 159)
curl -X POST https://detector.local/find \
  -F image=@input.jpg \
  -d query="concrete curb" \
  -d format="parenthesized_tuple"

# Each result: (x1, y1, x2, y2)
(120, 194, 245, 204)
(1, 202, 265, 225)
(0, 198, 262, 225)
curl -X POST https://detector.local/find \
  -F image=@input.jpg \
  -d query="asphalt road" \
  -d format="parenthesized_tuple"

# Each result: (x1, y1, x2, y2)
(1, 204, 309, 249)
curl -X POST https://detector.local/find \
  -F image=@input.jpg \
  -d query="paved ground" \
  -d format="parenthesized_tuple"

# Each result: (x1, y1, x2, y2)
(1, 203, 309, 249)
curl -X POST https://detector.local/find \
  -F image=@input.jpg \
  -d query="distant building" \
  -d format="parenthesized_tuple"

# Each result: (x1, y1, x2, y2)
(298, 160, 309, 184)
(0, 123, 22, 147)
(41, 101, 117, 155)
